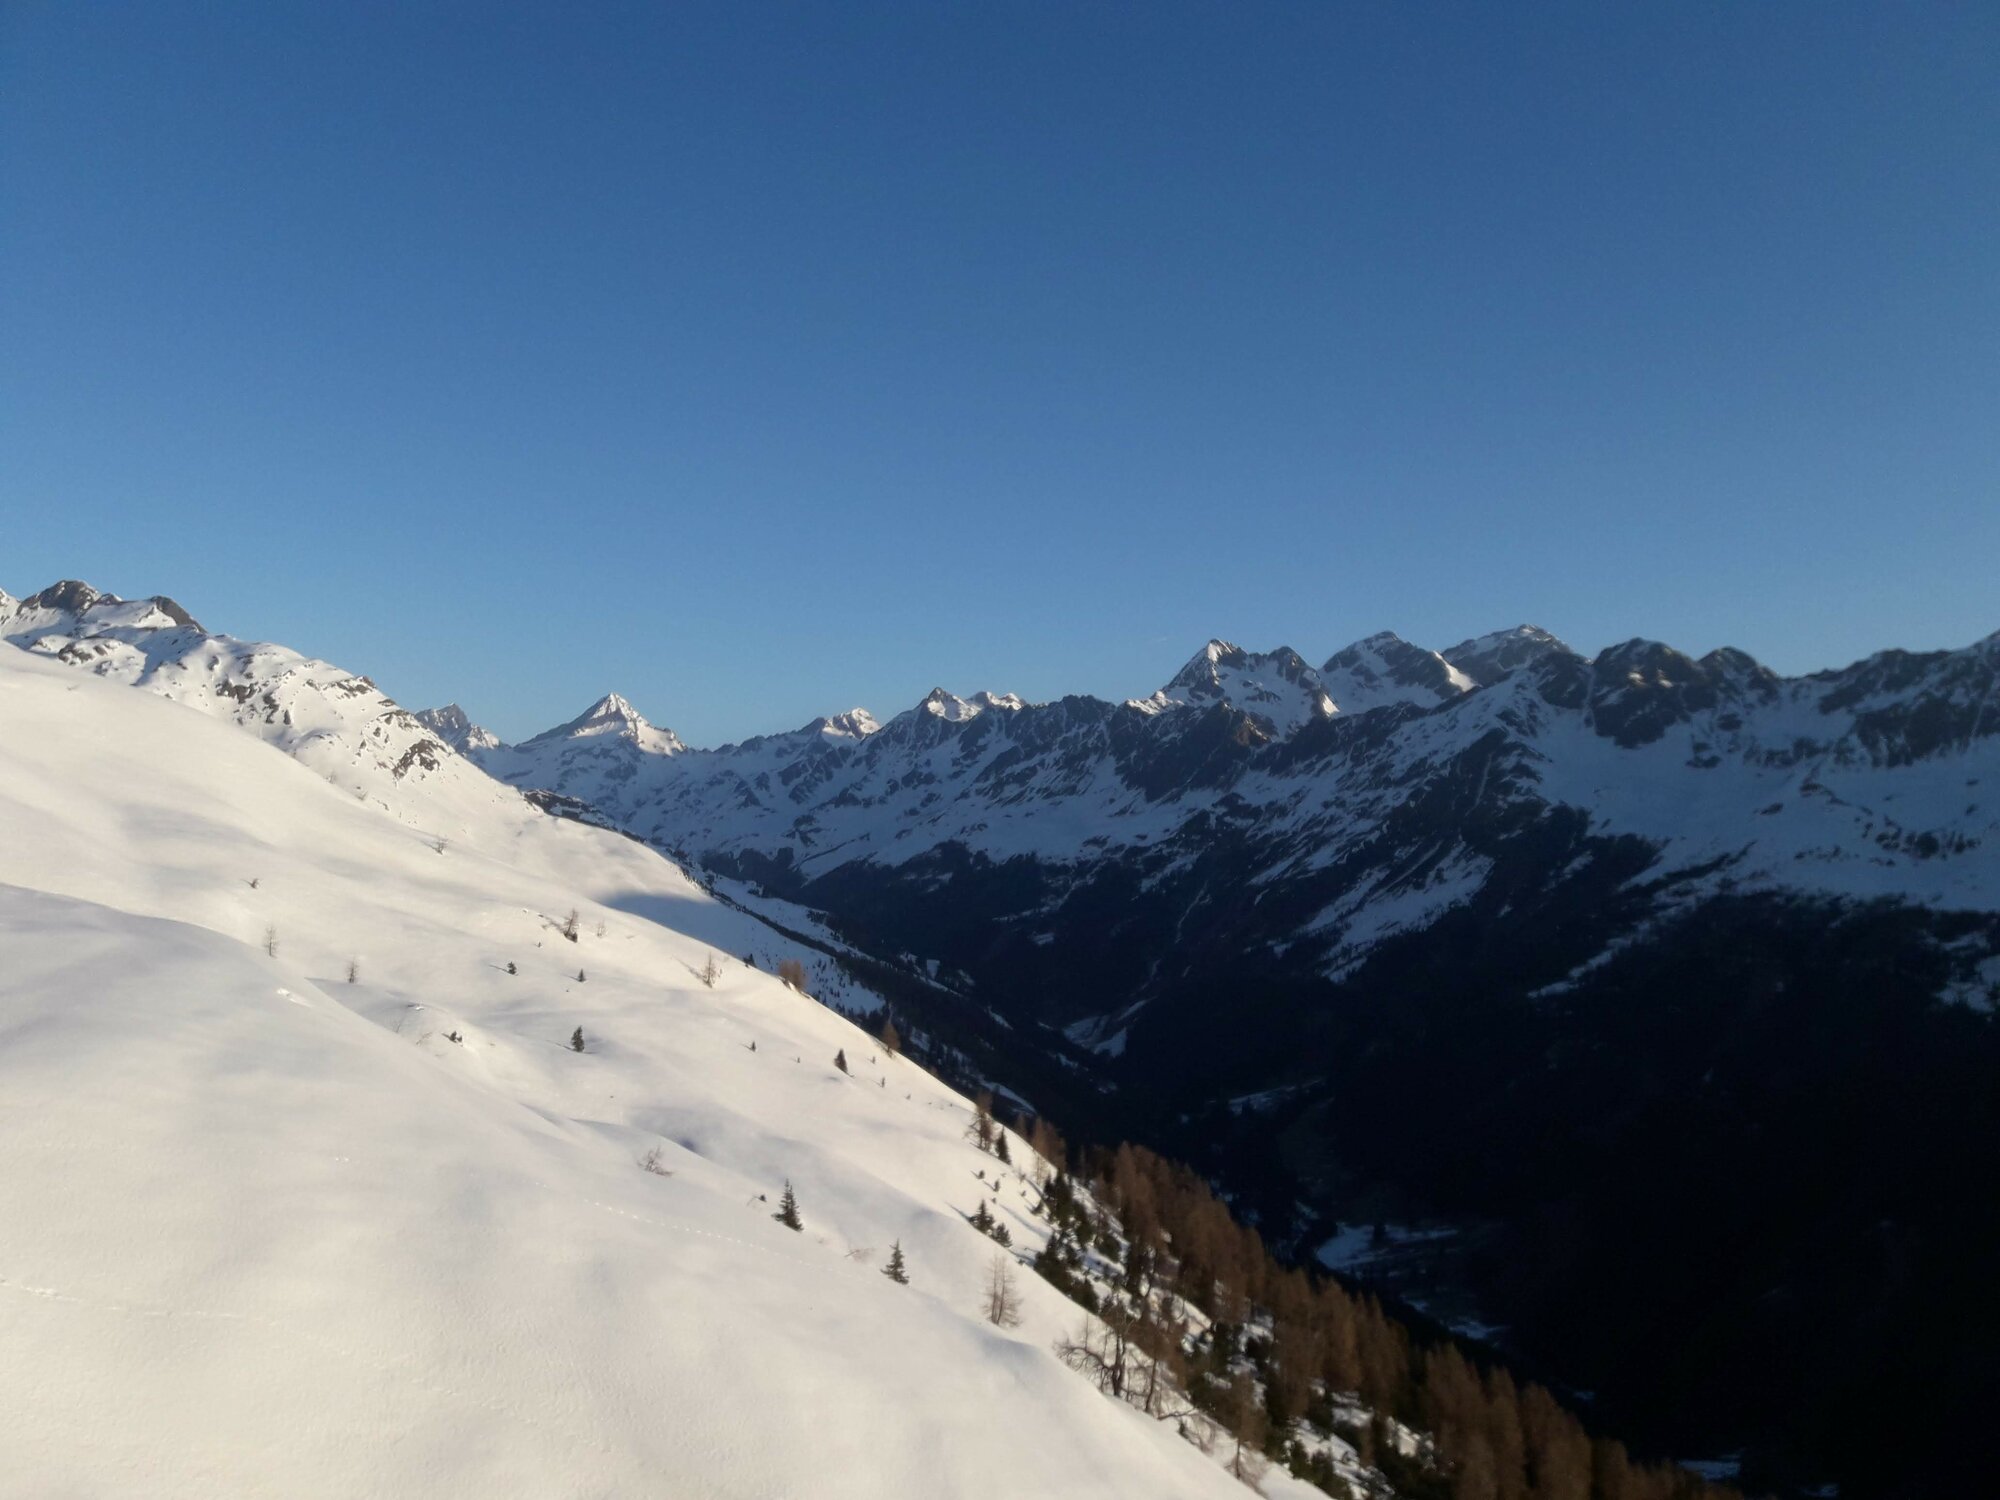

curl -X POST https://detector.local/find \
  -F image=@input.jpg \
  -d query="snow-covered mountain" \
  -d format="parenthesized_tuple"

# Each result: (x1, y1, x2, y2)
(1318, 631, 1477, 714)
(413, 701, 500, 753)
(11, 576, 1990, 1495)
(0, 606, 1342, 1500)
(0, 580, 495, 824)
(1439, 623, 1572, 686)
(453, 623, 2000, 1013)
(1131, 641, 1335, 737)
(464, 691, 692, 823)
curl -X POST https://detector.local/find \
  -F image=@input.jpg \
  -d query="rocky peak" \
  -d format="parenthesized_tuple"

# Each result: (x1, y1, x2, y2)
(921, 688, 984, 723)
(22, 579, 103, 616)
(1145, 641, 1332, 737)
(523, 693, 686, 755)
(808, 708, 882, 743)
(1440, 625, 1574, 686)
(1320, 631, 1474, 714)
(414, 704, 502, 754)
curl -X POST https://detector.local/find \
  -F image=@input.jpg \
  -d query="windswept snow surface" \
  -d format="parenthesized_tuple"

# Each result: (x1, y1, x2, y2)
(0, 647, 1259, 1499)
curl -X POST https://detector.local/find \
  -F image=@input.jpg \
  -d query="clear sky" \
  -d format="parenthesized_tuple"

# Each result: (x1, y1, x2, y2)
(3, 3, 1994, 745)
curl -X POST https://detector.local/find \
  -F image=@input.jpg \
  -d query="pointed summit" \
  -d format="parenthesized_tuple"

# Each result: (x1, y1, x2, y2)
(1137, 640, 1332, 736)
(524, 692, 686, 756)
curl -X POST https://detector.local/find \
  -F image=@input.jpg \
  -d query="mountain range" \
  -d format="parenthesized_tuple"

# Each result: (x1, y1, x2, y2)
(8, 576, 1997, 1497)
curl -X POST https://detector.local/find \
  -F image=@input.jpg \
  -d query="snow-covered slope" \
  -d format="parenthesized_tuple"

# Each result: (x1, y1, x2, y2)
(1131, 641, 1335, 737)
(1318, 631, 1478, 713)
(414, 701, 501, 753)
(0, 580, 495, 825)
(0, 644, 1277, 1499)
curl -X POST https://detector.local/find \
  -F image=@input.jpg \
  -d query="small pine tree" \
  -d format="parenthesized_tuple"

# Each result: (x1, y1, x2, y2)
(995, 1131, 1012, 1166)
(506, 961, 517, 975)
(883, 1241, 909, 1284)
(773, 1180, 803, 1231)
(577, 968, 586, 983)
(570, 1026, 585, 1053)
(834, 1048, 849, 1074)
(971, 1200, 994, 1233)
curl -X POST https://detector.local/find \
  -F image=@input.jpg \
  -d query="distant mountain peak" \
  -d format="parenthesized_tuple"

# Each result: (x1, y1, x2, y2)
(524, 692, 686, 755)
(1320, 632, 1474, 713)
(921, 688, 984, 722)
(807, 708, 881, 743)
(1141, 640, 1332, 736)
(1440, 625, 1574, 686)
(4, 579, 205, 637)
(414, 703, 501, 754)
(25, 579, 105, 614)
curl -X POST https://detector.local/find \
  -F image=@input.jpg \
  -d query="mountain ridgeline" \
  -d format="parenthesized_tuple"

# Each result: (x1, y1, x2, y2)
(9, 579, 1997, 1498)
(438, 617, 2000, 1499)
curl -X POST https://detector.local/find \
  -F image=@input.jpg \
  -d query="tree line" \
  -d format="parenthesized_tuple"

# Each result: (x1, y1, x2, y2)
(1017, 1125, 1751, 1500)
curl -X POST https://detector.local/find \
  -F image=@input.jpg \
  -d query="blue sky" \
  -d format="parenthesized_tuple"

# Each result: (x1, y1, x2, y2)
(4, 2, 1994, 745)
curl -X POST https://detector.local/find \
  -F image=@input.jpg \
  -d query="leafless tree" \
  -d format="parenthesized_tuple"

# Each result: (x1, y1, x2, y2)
(966, 1091, 996, 1151)
(982, 1252, 1023, 1328)
(698, 951, 722, 988)
(263, 924, 279, 958)
(1056, 1305, 1136, 1400)
(562, 908, 580, 942)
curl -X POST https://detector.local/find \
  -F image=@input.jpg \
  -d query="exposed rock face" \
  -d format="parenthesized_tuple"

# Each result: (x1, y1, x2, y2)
(414, 703, 501, 754)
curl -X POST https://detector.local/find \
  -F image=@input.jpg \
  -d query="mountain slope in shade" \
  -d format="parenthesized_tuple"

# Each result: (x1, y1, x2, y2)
(1440, 623, 1574, 686)
(476, 626, 2000, 970)
(0, 640, 1304, 1500)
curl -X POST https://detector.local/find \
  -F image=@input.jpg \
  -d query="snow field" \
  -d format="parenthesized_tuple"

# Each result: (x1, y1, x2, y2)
(0, 648, 1261, 1498)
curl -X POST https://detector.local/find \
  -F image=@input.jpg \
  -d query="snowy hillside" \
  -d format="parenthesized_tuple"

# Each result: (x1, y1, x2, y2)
(0, 580, 493, 825)
(0, 643, 1299, 1498)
